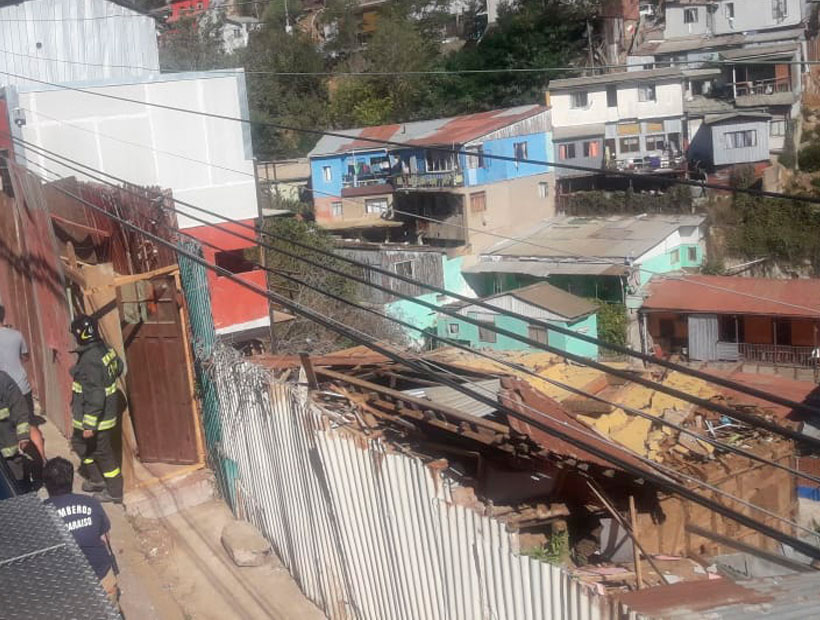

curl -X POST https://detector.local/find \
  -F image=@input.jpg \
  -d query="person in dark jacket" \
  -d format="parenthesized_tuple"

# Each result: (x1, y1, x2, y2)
(0, 368, 31, 489)
(70, 315, 124, 504)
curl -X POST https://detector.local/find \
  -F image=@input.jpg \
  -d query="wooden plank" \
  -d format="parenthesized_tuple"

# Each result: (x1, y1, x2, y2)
(112, 264, 179, 287)
(175, 271, 205, 465)
(630, 495, 644, 590)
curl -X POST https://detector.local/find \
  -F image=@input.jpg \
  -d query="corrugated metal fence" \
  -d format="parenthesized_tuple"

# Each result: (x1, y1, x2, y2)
(179, 239, 613, 620)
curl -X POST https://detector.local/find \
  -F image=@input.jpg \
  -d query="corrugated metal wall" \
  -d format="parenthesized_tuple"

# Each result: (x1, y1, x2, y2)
(337, 248, 445, 304)
(207, 351, 614, 620)
(688, 314, 719, 361)
(0, 0, 159, 88)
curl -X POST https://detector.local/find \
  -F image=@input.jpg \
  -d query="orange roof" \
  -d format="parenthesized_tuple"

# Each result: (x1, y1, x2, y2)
(642, 275, 820, 319)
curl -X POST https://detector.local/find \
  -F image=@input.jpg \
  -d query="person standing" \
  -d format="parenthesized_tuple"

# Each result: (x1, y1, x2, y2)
(43, 457, 119, 607)
(0, 368, 30, 489)
(0, 305, 45, 467)
(69, 315, 124, 504)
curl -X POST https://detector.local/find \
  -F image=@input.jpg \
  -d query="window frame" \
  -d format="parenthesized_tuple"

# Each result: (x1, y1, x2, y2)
(725, 129, 757, 149)
(683, 7, 698, 23)
(638, 84, 657, 102)
(645, 134, 666, 151)
(770, 119, 786, 137)
(513, 141, 529, 164)
(606, 85, 618, 108)
(669, 248, 680, 265)
(425, 150, 456, 172)
(687, 246, 698, 263)
(538, 181, 549, 199)
(467, 143, 485, 169)
(559, 142, 577, 160)
(364, 197, 389, 214)
(725, 2, 734, 19)
(469, 191, 487, 213)
(322, 165, 332, 182)
(527, 325, 548, 345)
(448, 323, 460, 335)
(772, 0, 787, 20)
(570, 91, 589, 109)
(394, 260, 414, 278)
(619, 136, 641, 153)
(331, 201, 343, 217)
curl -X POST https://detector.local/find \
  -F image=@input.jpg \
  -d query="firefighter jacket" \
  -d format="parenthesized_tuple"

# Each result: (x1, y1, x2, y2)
(0, 370, 30, 458)
(71, 341, 123, 432)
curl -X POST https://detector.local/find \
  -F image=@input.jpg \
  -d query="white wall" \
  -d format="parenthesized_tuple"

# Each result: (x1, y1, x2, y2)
(665, 0, 803, 39)
(16, 71, 258, 229)
(638, 225, 704, 264)
(0, 0, 159, 88)
(551, 80, 684, 128)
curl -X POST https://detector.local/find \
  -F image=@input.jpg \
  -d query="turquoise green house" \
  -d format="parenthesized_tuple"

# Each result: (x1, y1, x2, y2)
(436, 282, 599, 357)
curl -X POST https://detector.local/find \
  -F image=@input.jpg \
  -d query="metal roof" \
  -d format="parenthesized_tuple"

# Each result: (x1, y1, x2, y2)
(0, 493, 120, 619)
(464, 260, 628, 277)
(309, 105, 548, 157)
(549, 67, 683, 91)
(684, 96, 736, 116)
(452, 281, 598, 320)
(553, 123, 606, 140)
(704, 112, 772, 125)
(720, 43, 799, 60)
(484, 214, 706, 261)
(642, 275, 820, 318)
(618, 572, 820, 618)
(402, 378, 502, 418)
(633, 27, 805, 56)
(736, 92, 798, 107)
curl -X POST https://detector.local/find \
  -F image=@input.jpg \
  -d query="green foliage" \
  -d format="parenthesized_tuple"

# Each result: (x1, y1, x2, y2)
(729, 193, 820, 271)
(700, 256, 726, 275)
(563, 186, 693, 216)
(159, 14, 232, 72)
(595, 302, 628, 347)
(523, 528, 569, 565)
(728, 164, 756, 189)
(799, 143, 820, 172)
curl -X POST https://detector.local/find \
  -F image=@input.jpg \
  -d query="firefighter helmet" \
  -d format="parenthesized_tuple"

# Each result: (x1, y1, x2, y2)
(70, 314, 100, 344)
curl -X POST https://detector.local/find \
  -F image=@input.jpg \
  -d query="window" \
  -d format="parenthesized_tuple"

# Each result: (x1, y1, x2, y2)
(322, 166, 332, 182)
(725, 2, 734, 19)
(683, 7, 698, 23)
(394, 260, 413, 278)
(448, 323, 460, 335)
(725, 129, 757, 149)
(669, 249, 680, 265)
(365, 197, 388, 214)
(470, 191, 487, 213)
(583, 140, 600, 157)
(687, 247, 698, 262)
(638, 84, 656, 102)
(471, 312, 497, 343)
(425, 150, 455, 172)
(467, 144, 485, 169)
(645, 135, 665, 151)
(772, 0, 787, 20)
(514, 142, 528, 163)
(619, 136, 640, 153)
(770, 118, 786, 137)
(570, 91, 588, 109)
(559, 143, 576, 159)
(538, 181, 549, 199)
(606, 85, 618, 108)
(215, 249, 258, 274)
(528, 325, 548, 345)
(331, 201, 343, 217)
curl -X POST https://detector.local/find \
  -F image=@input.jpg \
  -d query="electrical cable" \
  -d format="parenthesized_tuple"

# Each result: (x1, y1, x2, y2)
(15, 135, 820, 439)
(10, 160, 820, 559)
(6, 65, 820, 209)
(21, 103, 820, 322)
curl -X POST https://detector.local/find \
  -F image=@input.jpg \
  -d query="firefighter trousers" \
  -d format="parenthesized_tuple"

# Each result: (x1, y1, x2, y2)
(71, 428, 123, 500)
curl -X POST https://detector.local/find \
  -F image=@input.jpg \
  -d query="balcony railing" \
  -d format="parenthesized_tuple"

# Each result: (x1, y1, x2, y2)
(733, 77, 791, 97)
(738, 343, 816, 367)
(608, 153, 686, 173)
(342, 170, 464, 190)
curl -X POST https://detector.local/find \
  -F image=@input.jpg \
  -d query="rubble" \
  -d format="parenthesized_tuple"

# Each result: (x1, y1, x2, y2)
(221, 520, 273, 567)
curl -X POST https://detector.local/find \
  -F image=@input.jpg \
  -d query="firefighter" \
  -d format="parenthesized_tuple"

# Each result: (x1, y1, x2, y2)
(69, 315, 124, 504)
(0, 368, 31, 489)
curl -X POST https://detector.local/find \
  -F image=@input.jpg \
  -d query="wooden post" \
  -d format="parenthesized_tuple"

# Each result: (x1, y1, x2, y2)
(299, 352, 319, 390)
(81, 263, 138, 493)
(175, 270, 205, 465)
(629, 496, 644, 590)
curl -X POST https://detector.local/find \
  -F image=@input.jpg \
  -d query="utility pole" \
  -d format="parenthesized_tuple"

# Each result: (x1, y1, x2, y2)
(586, 20, 595, 74)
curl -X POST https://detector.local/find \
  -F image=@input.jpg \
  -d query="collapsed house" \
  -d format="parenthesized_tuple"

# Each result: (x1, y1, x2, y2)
(249, 346, 805, 597)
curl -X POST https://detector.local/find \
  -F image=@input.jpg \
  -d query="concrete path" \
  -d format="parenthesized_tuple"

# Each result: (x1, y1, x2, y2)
(40, 420, 325, 620)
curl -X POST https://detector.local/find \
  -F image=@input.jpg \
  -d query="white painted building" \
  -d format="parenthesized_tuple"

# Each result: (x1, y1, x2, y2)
(10, 71, 257, 229)
(0, 0, 159, 87)
(663, 0, 803, 40)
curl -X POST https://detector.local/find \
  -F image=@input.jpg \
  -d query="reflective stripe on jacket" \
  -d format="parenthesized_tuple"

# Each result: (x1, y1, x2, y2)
(70, 341, 123, 431)
(0, 370, 29, 457)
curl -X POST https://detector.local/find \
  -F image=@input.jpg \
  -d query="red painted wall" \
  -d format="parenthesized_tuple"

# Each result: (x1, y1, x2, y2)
(168, 0, 210, 23)
(184, 219, 270, 332)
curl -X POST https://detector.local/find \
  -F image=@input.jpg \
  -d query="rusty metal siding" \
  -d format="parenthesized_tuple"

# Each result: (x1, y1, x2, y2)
(337, 248, 445, 304)
(210, 351, 614, 620)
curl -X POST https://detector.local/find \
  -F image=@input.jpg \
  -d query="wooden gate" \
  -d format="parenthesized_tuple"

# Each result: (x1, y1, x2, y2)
(117, 270, 199, 464)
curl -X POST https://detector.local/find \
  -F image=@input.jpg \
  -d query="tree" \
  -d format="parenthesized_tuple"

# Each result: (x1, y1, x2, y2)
(159, 13, 230, 72)
(262, 217, 408, 353)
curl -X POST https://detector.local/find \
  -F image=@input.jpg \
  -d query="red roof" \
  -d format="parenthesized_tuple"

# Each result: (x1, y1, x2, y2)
(642, 275, 820, 319)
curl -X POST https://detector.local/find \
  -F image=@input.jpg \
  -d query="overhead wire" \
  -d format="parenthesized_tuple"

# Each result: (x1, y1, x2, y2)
(20, 103, 820, 323)
(14, 134, 820, 437)
(11, 155, 820, 559)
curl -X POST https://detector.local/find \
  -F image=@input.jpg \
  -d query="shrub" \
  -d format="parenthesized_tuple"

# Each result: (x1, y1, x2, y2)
(595, 302, 628, 347)
(799, 143, 820, 172)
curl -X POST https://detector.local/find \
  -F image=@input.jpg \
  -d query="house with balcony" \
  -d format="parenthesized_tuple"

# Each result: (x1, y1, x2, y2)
(548, 68, 688, 192)
(308, 105, 555, 255)
(640, 276, 820, 375)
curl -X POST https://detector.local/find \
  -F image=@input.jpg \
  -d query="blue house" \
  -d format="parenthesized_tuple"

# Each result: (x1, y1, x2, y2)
(307, 105, 556, 255)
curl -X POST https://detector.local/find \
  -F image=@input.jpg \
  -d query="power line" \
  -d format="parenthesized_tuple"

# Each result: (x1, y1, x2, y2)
(13, 160, 820, 559)
(16, 134, 820, 428)
(21, 103, 820, 322)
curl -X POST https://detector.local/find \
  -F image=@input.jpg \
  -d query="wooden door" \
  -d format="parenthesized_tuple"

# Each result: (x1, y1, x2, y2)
(118, 274, 198, 464)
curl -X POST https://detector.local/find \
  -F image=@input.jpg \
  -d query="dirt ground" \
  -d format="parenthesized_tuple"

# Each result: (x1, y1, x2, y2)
(40, 420, 325, 620)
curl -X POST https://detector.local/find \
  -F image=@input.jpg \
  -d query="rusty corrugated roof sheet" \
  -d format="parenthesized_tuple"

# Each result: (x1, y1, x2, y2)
(309, 105, 547, 156)
(642, 276, 820, 318)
